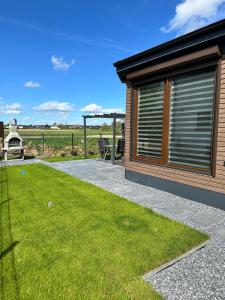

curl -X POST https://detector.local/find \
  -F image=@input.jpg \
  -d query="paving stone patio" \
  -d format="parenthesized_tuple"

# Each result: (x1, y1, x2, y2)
(0, 158, 40, 167)
(1, 158, 225, 299)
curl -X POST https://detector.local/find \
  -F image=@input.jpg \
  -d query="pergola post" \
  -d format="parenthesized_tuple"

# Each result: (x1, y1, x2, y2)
(111, 115, 116, 165)
(82, 113, 125, 164)
(83, 116, 87, 158)
(0, 122, 4, 148)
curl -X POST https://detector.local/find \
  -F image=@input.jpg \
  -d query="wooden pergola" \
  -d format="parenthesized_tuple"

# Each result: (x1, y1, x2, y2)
(82, 113, 125, 164)
(0, 122, 4, 148)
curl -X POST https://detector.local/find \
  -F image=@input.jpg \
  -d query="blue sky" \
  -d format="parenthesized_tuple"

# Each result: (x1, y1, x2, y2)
(1, 0, 225, 125)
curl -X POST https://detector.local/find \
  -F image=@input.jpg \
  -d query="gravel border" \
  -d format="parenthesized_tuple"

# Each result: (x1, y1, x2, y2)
(143, 241, 209, 279)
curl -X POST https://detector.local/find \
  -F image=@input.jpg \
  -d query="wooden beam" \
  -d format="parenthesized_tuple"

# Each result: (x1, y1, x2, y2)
(0, 122, 4, 148)
(112, 115, 116, 165)
(127, 45, 220, 81)
(82, 113, 125, 119)
(83, 116, 87, 158)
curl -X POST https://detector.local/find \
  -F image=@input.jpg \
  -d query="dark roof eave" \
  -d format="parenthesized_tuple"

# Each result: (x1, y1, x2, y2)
(114, 18, 225, 83)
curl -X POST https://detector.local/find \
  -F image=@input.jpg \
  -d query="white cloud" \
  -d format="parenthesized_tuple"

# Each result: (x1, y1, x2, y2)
(23, 116, 30, 120)
(51, 55, 75, 71)
(161, 0, 225, 34)
(0, 102, 22, 115)
(81, 103, 123, 114)
(34, 100, 74, 118)
(24, 81, 40, 88)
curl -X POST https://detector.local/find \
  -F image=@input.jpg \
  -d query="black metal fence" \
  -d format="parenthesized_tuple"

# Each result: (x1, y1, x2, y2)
(0, 132, 122, 160)
(22, 133, 102, 158)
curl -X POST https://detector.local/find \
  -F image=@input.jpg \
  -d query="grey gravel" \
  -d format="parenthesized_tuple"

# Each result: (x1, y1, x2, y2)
(2, 158, 225, 299)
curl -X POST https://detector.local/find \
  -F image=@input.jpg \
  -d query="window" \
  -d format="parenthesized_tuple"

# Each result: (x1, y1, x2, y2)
(137, 81, 164, 158)
(134, 69, 216, 173)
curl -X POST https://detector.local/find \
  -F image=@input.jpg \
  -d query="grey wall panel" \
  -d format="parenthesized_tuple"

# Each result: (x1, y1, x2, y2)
(125, 169, 225, 210)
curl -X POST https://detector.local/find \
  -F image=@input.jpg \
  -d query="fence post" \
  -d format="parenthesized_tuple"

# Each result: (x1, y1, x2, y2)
(71, 133, 74, 153)
(42, 133, 45, 157)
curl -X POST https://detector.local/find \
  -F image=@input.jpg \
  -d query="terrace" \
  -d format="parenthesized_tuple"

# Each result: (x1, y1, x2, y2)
(1, 117, 125, 162)
(1, 18, 225, 299)
(1, 158, 225, 299)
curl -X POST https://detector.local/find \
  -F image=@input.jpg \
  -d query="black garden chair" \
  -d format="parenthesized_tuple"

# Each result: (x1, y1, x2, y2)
(116, 138, 125, 160)
(97, 138, 111, 160)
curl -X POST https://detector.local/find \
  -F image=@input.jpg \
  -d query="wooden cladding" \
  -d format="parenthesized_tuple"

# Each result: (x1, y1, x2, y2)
(133, 68, 216, 173)
(124, 58, 225, 195)
(127, 46, 220, 81)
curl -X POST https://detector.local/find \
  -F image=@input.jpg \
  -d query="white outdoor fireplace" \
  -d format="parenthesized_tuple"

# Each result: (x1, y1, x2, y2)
(2, 119, 24, 160)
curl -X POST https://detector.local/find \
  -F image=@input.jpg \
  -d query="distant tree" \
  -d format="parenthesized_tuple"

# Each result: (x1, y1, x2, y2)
(109, 121, 122, 134)
(115, 121, 121, 134)
(101, 122, 111, 131)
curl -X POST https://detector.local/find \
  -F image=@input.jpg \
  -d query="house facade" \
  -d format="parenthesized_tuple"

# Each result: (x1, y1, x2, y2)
(114, 20, 225, 210)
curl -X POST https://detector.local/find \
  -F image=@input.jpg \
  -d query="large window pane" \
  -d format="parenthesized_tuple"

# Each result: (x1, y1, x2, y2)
(137, 82, 164, 158)
(169, 70, 215, 169)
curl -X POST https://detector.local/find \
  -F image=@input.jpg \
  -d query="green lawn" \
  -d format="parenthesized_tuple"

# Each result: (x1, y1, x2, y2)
(42, 154, 97, 162)
(0, 164, 207, 299)
(5, 128, 113, 137)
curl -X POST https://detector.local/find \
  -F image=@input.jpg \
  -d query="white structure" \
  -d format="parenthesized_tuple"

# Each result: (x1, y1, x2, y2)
(2, 119, 24, 160)
(50, 125, 60, 130)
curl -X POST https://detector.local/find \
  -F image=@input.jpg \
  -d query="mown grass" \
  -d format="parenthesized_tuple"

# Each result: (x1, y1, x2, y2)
(5, 128, 113, 137)
(42, 154, 97, 162)
(0, 164, 208, 299)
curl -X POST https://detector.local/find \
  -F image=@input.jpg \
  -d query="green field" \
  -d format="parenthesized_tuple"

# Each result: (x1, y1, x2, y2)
(4, 128, 113, 137)
(42, 154, 98, 162)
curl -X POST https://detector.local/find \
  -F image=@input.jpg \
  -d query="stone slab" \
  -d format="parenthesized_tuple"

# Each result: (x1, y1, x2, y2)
(187, 212, 224, 228)
(162, 203, 188, 215)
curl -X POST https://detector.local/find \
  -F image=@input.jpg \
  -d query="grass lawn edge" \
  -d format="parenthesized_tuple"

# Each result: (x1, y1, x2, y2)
(1, 163, 209, 299)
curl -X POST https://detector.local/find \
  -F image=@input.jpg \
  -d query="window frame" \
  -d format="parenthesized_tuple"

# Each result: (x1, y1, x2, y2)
(132, 64, 219, 175)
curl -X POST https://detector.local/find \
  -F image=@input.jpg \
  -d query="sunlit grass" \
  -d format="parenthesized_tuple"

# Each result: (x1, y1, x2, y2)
(0, 164, 208, 299)
(41, 154, 97, 162)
